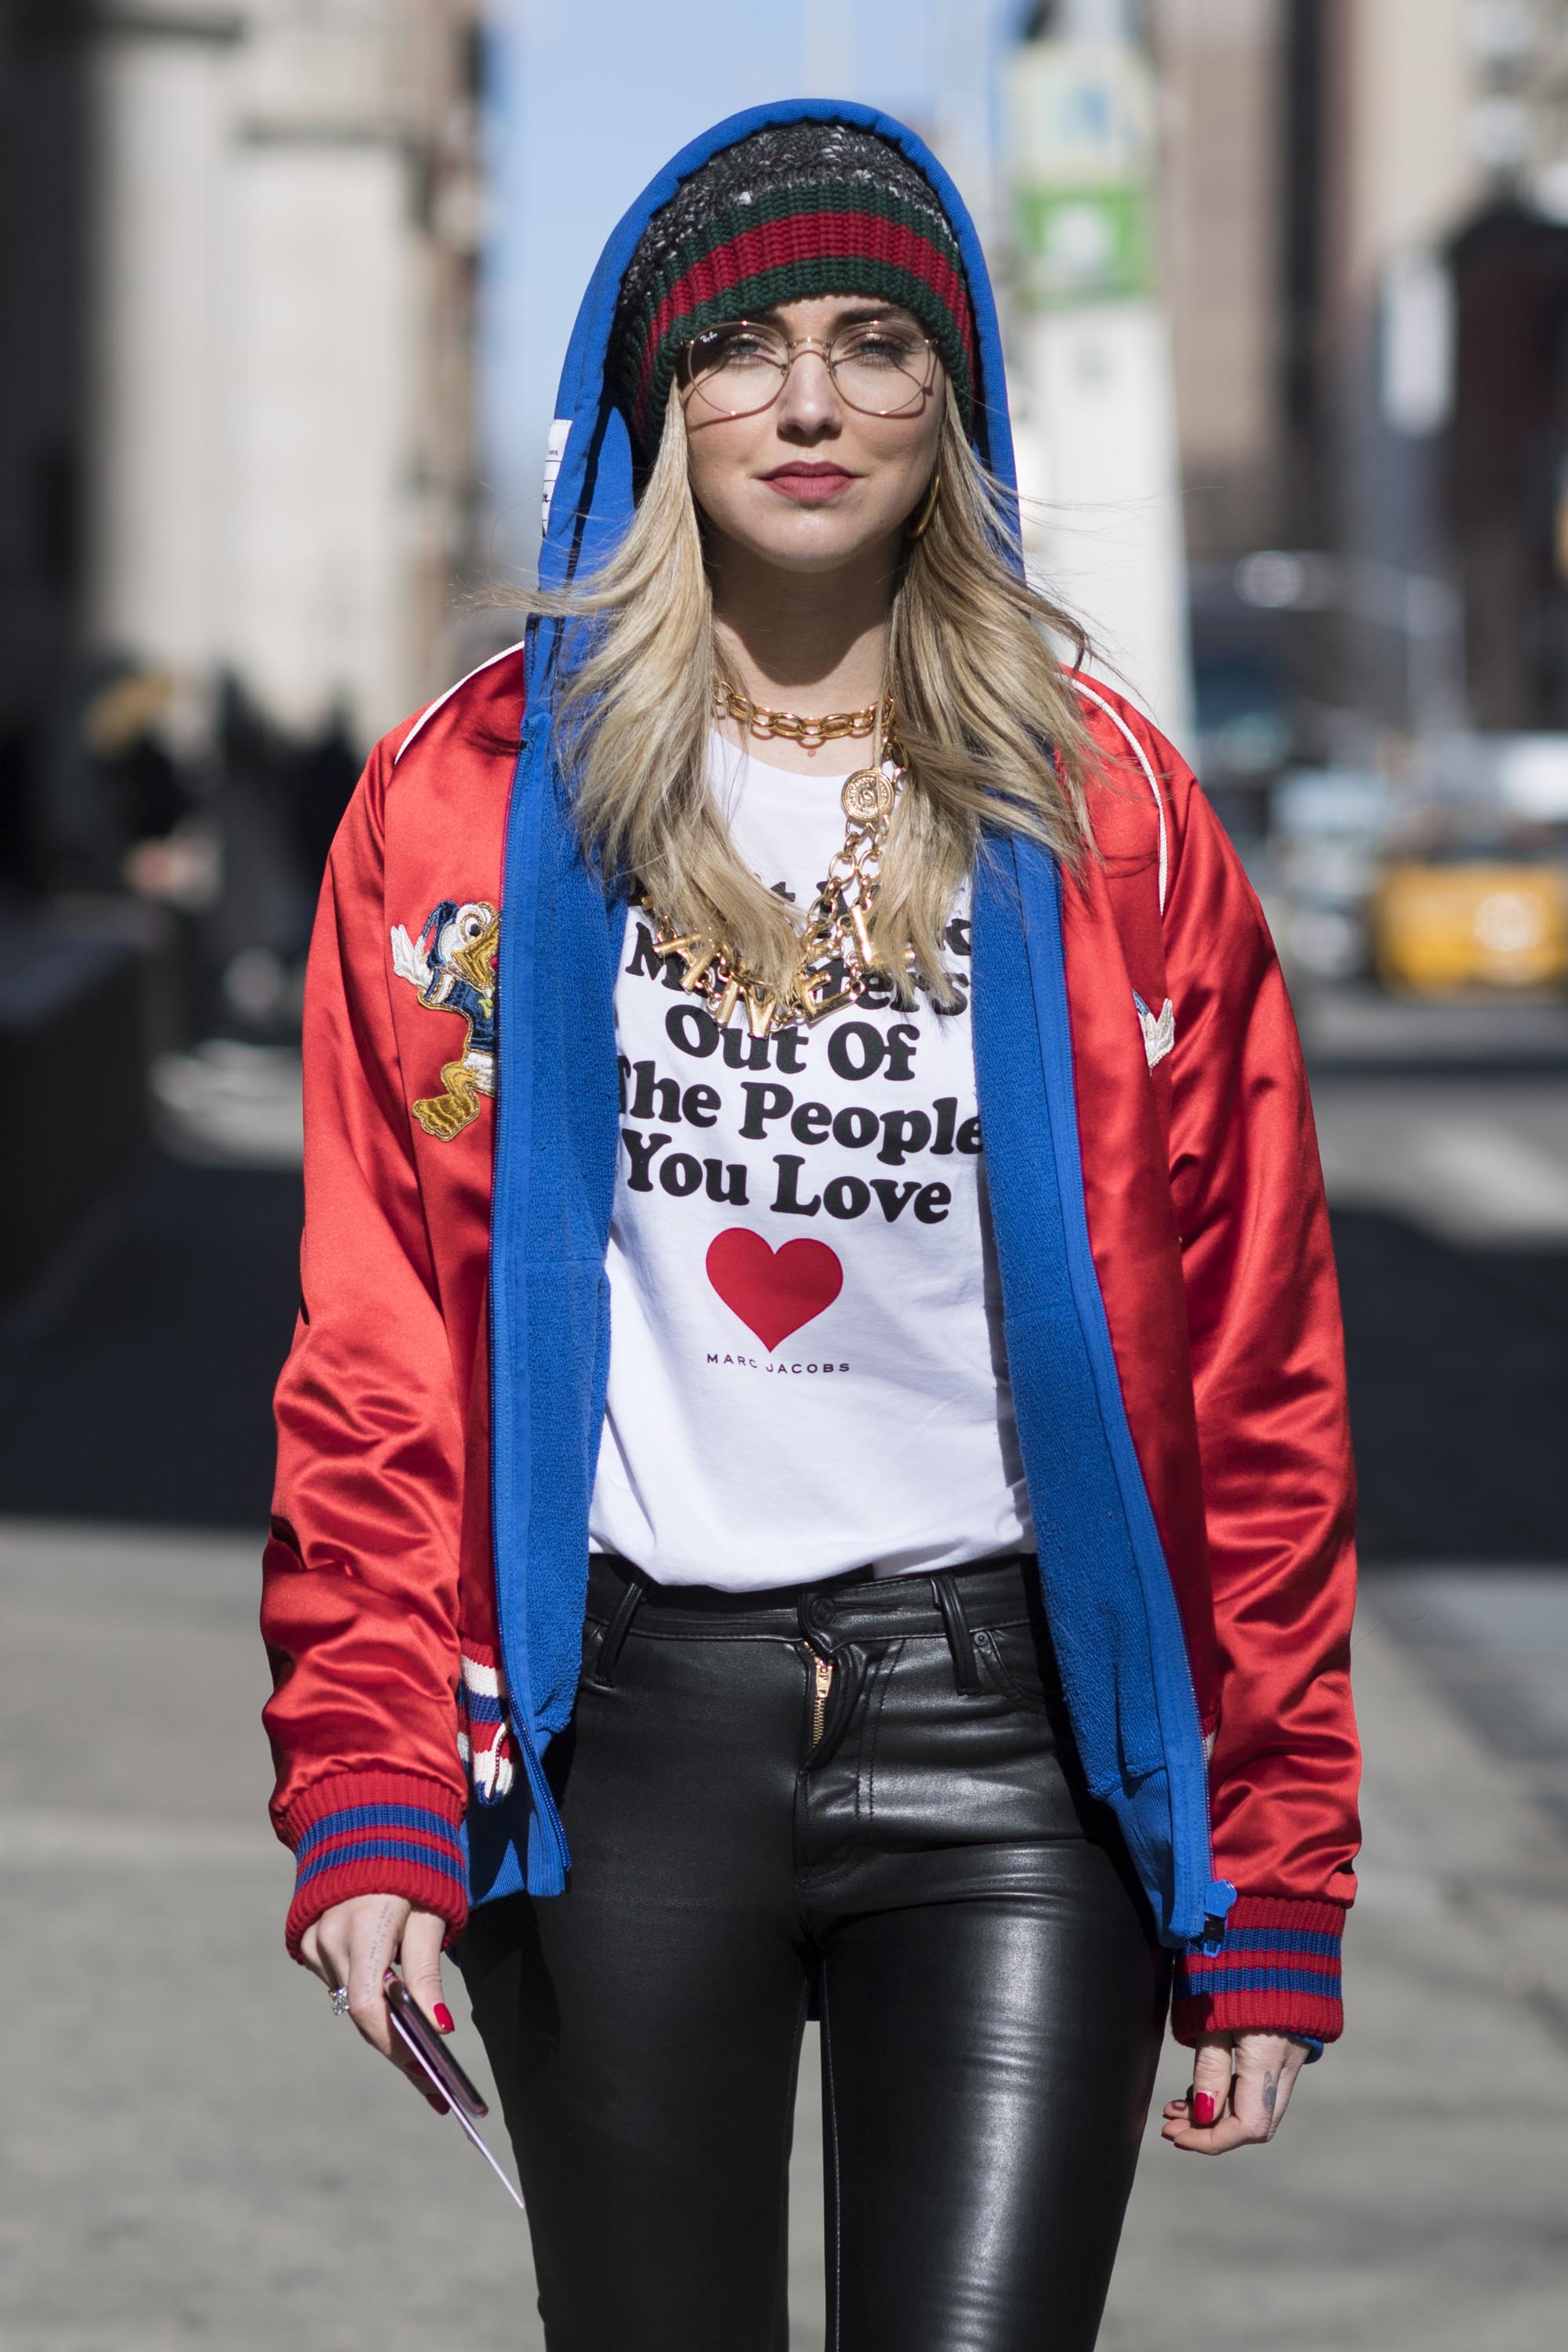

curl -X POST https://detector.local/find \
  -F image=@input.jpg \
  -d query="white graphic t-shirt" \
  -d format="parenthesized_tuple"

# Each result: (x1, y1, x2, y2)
(588, 735, 1033, 1589)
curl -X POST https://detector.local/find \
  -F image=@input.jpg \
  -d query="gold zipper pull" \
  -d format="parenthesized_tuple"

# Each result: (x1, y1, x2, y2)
(811, 1652, 834, 1746)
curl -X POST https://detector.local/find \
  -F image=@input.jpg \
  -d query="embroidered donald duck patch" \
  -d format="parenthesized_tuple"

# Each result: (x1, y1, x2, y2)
(390, 898, 499, 1139)
(1134, 991, 1175, 1071)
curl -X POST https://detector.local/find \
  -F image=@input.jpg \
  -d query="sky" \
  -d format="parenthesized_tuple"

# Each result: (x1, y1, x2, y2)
(478, 0, 1032, 574)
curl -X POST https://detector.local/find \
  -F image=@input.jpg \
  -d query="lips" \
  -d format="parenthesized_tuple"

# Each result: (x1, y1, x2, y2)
(762, 464, 858, 504)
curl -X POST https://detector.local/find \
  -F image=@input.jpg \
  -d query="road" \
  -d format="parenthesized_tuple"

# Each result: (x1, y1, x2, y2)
(0, 1058, 1565, 2347)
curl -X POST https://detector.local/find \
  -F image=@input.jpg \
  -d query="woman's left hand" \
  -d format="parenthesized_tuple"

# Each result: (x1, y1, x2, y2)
(1160, 2031, 1308, 2154)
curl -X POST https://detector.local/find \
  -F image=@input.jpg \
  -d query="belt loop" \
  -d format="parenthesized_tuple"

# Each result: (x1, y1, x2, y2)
(931, 1572, 984, 1696)
(587, 1562, 644, 1690)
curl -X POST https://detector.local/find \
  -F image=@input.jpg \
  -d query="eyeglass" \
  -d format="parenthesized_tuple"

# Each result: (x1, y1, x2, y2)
(679, 316, 939, 421)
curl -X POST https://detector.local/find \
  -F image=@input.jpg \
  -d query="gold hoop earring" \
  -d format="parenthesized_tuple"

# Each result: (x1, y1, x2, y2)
(906, 469, 941, 542)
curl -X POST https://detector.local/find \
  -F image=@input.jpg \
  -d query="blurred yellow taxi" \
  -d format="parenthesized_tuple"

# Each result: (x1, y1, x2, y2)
(1372, 861, 1568, 994)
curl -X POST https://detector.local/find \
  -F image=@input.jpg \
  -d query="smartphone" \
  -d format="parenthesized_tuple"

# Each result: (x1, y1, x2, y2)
(383, 1973, 525, 2211)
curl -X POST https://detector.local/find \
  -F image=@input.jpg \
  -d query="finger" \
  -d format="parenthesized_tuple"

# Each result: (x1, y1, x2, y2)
(1162, 2110, 1265, 2155)
(345, 1896, 408, 2060)
(314, 1918, 353, 2005)
(1228, 2065, 1280, 2140)
(299, 1922, 325, 1983)
(1188, 2037, 1235, 2131)
(399, 1908, 453, 2034)
(376, 1911, 451, 2113)
(1230, 2035, 1307, 2143)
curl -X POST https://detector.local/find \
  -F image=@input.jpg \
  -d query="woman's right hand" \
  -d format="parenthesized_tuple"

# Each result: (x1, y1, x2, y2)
(299, 1893, 456, 2110)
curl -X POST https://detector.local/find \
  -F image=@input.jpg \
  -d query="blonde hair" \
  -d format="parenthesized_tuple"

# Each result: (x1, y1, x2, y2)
(525, 385, 1096, 1005)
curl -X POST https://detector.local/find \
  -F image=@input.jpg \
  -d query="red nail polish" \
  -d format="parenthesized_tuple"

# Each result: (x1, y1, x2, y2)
(1192, 2090, 1217, 2127)
(434, 2003, 456, 2034)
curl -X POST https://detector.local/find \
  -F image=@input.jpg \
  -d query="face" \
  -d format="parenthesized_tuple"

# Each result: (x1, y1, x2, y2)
(437, 902, 493, 968)
(678, 296, 946, 579)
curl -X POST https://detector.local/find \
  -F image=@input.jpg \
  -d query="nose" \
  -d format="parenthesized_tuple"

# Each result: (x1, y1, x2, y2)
(774, 344, 842, 441)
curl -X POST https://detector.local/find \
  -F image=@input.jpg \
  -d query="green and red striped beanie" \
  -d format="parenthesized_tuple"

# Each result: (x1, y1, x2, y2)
(612, 120, 976, 452)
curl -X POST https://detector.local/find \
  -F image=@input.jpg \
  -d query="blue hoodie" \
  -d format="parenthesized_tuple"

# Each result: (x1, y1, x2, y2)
(471, 99, 1236, 1959)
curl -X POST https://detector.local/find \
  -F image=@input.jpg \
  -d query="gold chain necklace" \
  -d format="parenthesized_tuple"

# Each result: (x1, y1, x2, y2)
(645, 716, 906, 1038)
(713, 678, 881, 753)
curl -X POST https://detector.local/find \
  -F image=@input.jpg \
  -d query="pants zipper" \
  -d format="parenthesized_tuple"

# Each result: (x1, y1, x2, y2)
(811, 1652, 834, 1747)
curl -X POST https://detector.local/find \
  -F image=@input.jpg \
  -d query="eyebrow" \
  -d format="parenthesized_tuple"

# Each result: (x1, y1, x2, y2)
(750, 301, 919, 329)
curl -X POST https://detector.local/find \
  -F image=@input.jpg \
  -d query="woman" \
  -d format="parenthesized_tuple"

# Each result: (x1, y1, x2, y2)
(263, 104, 1359, 2352)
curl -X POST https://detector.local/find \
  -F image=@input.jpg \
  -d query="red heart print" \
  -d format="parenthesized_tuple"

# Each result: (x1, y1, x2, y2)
(705, 1229, 844, 1352)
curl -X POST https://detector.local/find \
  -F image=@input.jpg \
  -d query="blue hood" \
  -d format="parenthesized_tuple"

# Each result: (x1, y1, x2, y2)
(532, 98, 1018, 608)
(480, 102, 1233, 1958)
(491, 99, 1025, 1899)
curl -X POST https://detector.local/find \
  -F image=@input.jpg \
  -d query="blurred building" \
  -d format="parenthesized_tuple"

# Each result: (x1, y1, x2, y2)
(93, 0, 484, 750)
(1153, 0, 1568, 760)
(1, 0, 485, 901)
(1153, 0, 1287, 561)
(0, 2, 485, 1290)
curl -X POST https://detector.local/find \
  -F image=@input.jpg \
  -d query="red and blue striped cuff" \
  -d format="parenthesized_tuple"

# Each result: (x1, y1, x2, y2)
(1171, 1894, 1345, 2047)
(281, 1772, 469, 1958)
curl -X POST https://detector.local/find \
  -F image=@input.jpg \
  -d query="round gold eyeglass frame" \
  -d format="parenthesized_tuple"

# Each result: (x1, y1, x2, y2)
(677, 318, 941, 423)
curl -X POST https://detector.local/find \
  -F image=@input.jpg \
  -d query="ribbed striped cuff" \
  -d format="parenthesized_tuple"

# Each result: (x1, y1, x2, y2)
(456, 1640, 516, 1802)
(1171, 1894, 1345, 2046)
(281, 1771, 468, 1959)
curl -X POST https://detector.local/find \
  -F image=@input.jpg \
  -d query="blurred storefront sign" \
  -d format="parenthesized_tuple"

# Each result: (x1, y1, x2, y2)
(1004, 19, 1193, 744)
(1005, 38, 1155, 311)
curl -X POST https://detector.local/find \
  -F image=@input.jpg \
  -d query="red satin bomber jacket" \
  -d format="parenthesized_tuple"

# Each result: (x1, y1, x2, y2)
(261, 655, 1361, 2048)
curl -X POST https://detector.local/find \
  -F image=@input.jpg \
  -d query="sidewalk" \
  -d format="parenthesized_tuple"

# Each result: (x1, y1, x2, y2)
(1102, 1581, 1568, 2352)
(2, 1522, 1564, 2351)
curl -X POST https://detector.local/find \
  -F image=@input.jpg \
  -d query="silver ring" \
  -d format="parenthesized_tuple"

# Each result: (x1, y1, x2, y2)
(329, 1985, 350, 2018)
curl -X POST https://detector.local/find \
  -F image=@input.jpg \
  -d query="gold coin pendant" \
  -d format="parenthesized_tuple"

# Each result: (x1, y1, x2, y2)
(840, 768, 895, 823)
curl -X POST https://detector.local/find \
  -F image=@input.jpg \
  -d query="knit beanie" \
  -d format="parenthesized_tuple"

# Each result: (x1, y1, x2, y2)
(612, 121, 976, 451)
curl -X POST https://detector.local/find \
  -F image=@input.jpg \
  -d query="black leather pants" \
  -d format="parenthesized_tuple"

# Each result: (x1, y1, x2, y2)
(456, 1553, 1169, 2352)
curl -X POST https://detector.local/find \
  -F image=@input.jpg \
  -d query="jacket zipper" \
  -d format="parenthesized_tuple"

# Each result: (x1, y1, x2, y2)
(811, 1652, 834, 1747)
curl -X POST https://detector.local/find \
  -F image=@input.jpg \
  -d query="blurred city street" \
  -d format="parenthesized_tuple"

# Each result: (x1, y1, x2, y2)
(6, 0, 1568, 2345)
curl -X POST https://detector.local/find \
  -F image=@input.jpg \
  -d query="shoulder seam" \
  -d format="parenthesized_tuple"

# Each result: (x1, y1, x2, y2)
(394, 638, 528, 764)
(1074, 680, 1169, 916)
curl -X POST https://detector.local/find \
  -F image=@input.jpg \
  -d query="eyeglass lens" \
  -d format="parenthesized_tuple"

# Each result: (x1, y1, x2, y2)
(683, 320, 935, 419)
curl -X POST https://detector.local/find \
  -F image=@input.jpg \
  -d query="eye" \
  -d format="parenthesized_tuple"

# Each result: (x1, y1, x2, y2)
(693, 324, 782, 371)
(837, 325, 921, 369)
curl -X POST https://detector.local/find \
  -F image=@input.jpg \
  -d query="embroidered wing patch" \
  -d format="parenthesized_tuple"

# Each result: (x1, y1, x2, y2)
(390, 898, 499, 1139)
(1134, 991, 1175, 1071)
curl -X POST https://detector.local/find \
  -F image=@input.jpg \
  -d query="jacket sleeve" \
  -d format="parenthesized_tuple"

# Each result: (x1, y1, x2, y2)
(1161, 774, 1359, 2047)
(261, 743, 470, 1958)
